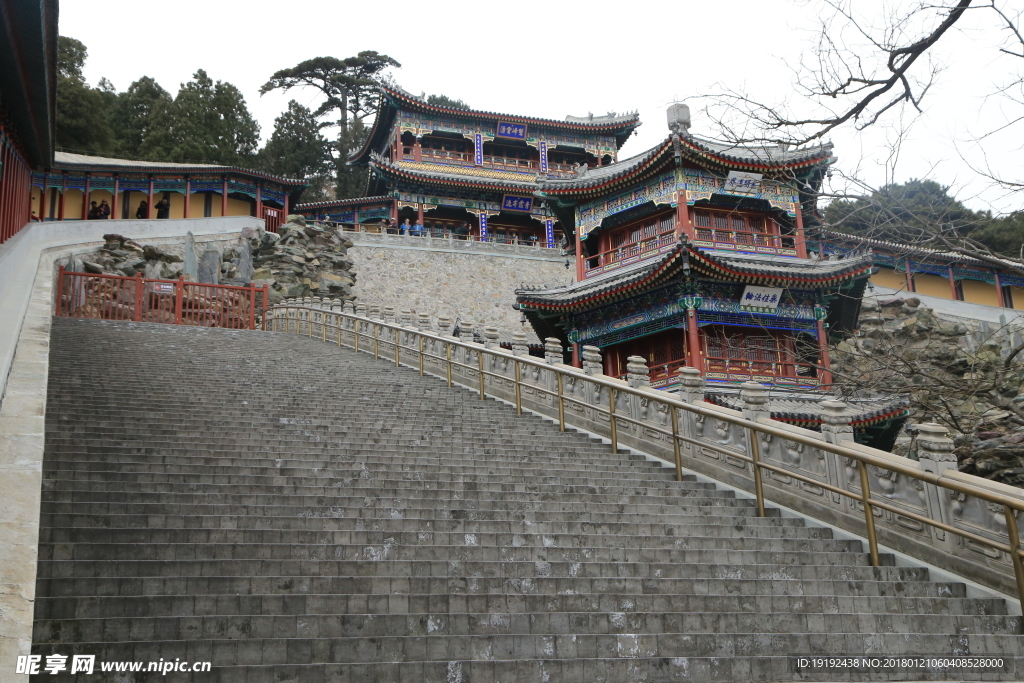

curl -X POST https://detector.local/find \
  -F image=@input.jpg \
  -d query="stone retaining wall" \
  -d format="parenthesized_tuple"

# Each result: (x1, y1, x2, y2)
(345, 233, 569, 345)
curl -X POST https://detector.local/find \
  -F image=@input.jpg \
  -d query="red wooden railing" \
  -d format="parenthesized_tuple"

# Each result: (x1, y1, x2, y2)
(261, 206, 283, 233)
(55, 267, 268, 330)
(584, 230, 677, 274)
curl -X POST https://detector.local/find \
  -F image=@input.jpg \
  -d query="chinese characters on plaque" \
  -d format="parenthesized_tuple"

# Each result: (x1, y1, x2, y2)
(496, 122, 527, 140)
(502, 195, 533, 213)
(739, 285, 784, 311)
(723, 171, 763, 194)
(474, 133, 483, 165)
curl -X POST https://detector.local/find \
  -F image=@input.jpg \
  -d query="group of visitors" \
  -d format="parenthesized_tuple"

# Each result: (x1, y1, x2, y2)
(133, 198, 171, 220)
(378, 217, 473, 239)
(85, 197, 172, 220)
(86, 200, 111, 219)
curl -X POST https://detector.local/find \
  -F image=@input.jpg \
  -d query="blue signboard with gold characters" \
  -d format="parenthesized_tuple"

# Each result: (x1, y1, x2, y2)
(502, 195, 533, 213)
(497, 122, 527, 139)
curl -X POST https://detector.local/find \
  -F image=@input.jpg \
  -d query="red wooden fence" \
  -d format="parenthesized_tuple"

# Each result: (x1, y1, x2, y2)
(55, 267, 268, 330)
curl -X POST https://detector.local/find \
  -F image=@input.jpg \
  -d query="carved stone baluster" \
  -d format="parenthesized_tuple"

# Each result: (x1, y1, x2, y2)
(582, 345, 602, 376)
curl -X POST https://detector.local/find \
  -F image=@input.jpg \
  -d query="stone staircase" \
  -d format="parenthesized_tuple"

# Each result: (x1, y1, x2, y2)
(31, 317, 1023, 681)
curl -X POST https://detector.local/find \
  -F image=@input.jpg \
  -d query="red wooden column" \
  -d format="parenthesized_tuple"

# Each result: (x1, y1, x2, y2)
(947, 265, 959, 300)
(184, 178, 191, 218)
(575, 228, 584, 281)
(221, 178, 228, 216)
(685, 307, 704, 374)
(112, 176, 120, 220)
(255, 184, 262, 221)
(147, 177, 155, 219)
(417, 202, 424, 225)
(82, 174, 91, 219)
(413, 137, 422, 162)
(39, 178, 47, 221)
(995, 272, 1007, 308)
(793, 206, 808, 258)
(58, 174, 66, 220)
(904, 259, 914, 292)
(282, 192, 289, 220)
(815, 318, 833, 386)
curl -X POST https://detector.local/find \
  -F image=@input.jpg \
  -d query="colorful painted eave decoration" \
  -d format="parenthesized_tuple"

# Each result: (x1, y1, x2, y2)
(382, 86, 641, 133)
(540, 138, 832, 200)
(371, 158, 537, 194)
(688, 248, 873, 287)
(295, 195, 392, 211)
(518, 246, 688, 313)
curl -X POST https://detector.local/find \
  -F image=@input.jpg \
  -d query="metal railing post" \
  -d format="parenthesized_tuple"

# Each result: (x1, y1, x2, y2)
(514, 361, 522, 415)
(374, 323, 379, 360)
(395, 328, 401, 367)
(1003, 505, 1024, 608)
(478, 351, 485, 400)
(857, 460, 881, 566)
(56, 266, 65, 316)
(609, 388, 618, 454)
(670, 405, 683, 482)
(556, 373, 565, 432)
(134, 274, 144, 322)
(446, 343, 453, 388)
(354, 318, 360, 353)
(748, 426, 766, 518)
(322, 313, 327, 342)
(418, 336, 425, 376)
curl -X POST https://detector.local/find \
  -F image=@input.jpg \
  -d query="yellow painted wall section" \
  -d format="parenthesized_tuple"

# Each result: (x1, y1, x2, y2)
(228, 197, 253, 217)
(914, 274, 953, 299)
(31, 187, 42, 218)
(63, 189, 83, 220)
(1010, 286, 1024, 311)
(870, 267, 907, 291)
(961, 279, 1000, 307)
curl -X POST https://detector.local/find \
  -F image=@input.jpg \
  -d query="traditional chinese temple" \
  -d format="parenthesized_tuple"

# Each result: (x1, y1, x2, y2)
(515, 106, 907, 446)
(818, 229, 1024, 311)
(0, 0, 57, 245)
(29, 152, 307, 231)
(296, 85, 640, 246)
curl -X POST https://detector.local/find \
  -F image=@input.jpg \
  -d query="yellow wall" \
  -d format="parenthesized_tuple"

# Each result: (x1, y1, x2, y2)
(961, 279, 1000, 307)
(228, 197, 253, 217)
(63, 189, 83, 220)
(913, 273, 952, 299)
(31, 187, 43, 218)
(1010, 286, 1024, 311)
(871, 267, 907, 291)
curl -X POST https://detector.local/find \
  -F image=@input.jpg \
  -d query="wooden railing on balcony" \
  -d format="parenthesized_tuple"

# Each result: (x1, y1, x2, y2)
(584, 230, 677, 276)
(704, 355, 820, 386)
(692, 228, 798, 255)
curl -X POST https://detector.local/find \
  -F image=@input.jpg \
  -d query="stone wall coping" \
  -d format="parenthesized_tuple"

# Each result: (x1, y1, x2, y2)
(344, 231, 566, 263)
(942, 469, 1024, 502)
(754, 416, 821, 439)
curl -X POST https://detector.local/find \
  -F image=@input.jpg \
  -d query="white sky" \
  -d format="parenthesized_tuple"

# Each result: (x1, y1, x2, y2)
(60, 0, 1021, 214)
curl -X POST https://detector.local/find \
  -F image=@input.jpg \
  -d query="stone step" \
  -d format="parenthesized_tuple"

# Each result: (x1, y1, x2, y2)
(33, 611, 1023, 644)
(36, 586, 1005, 618)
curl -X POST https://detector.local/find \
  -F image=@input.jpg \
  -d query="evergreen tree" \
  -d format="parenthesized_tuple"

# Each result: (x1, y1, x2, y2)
(112, 76, 173, 159)
(148, 70, 260, 165)
(258, 101, 332, 199)
(260, 51, 399, 199)
(55, 36, 115, 155)
(426, 94, 470, 110)
(824, 180, 987, 240)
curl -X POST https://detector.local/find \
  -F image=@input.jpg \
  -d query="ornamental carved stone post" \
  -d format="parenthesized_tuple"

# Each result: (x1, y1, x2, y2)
(368, 304, 381, 320)
(343, 301, 355, 315)
(483, 326, 499, 350)
(739, 382, 770, 423)
(383, 306, 396, 325)
(913, 422, 958, 549)
(820, 400, 855, 446)
(581, 345, 603, 376)
(399, 308, 413, 327)
(355, 303, 367, 318)
(544, 338, 564, 365)
(626, 356, 650, 389)
(437, 316, 453, 338)
(511, 331, 528, 357)
(677, 367, 705, 404)
(418, 313, 431, 332)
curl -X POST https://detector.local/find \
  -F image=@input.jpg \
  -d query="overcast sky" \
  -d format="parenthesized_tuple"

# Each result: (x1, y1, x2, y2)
(60, 0, 1021, 214)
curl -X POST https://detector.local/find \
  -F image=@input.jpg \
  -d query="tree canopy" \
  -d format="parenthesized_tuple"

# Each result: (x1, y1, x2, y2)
(260, 51, 400, 199)
(258, 101, 331, 199)
(426, 94, 470, 110)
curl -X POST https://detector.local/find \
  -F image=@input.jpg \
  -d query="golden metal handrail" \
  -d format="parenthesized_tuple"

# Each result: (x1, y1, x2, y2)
(267, 304, 1024, 605)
